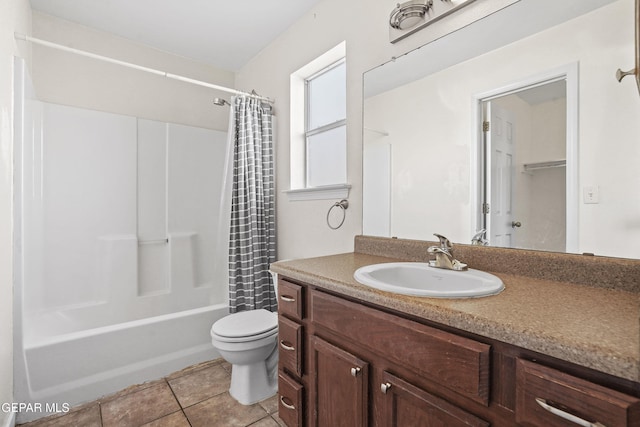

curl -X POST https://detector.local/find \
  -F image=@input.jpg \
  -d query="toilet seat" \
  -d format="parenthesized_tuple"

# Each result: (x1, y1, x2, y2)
(211, 309, 277, 343)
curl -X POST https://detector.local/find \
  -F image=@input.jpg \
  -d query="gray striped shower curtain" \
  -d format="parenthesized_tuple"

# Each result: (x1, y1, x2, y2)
(228, 96, 277, 313)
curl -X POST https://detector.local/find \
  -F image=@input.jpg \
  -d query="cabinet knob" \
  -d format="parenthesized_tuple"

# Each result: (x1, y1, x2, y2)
(380, 382, 392, 394)
(280, 295, 295, 302)
(350, 367, 361, 377)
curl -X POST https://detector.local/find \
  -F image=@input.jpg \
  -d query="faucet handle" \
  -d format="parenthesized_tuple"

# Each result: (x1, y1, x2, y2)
(471, 229, 488, 246)
(433, 233, 452, 250)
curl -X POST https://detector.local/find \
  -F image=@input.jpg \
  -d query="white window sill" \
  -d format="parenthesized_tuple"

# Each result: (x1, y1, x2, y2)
(284, 184, 351, 201)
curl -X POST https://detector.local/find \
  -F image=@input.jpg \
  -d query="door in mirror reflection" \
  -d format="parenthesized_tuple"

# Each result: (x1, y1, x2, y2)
(480, 80, 568, 252)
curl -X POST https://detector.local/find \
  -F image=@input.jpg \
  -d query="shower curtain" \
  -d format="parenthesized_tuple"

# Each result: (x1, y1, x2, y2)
(228, 96, 277, 313)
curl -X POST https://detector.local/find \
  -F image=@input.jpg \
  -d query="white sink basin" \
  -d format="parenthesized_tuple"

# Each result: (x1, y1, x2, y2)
(353, 262, 504, 298)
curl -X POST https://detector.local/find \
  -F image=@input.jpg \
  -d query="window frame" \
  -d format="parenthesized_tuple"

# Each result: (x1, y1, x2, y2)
(303, 59, 347, 188)
(285, 41, 350, 201)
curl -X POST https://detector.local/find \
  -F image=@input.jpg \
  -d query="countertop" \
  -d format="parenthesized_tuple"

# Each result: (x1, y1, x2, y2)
(270, 251, 640, 383)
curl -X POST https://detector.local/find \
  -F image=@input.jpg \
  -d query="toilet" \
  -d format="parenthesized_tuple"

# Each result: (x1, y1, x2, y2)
(210, 308, 279, 405)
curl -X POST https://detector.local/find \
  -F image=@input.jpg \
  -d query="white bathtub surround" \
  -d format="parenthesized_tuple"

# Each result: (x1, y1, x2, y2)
(19, 101, 228, 321)
(13, 63, 232, 423)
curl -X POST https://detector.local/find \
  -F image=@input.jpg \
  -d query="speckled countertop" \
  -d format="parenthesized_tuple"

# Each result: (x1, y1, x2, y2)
(270, 237, 640, 383)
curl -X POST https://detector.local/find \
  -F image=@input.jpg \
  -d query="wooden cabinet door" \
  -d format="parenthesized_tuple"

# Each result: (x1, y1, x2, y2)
(312, 336, 369, 427)
(380, 371, 490, 427)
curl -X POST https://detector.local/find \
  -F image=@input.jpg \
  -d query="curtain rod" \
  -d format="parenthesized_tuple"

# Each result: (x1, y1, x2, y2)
(14, 33, 274, 104)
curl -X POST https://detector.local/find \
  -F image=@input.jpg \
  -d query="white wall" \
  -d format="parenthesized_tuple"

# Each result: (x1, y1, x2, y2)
(0, 1, 32, 425)
(235, 0, 518, 260)
(31, 12, 234, 132)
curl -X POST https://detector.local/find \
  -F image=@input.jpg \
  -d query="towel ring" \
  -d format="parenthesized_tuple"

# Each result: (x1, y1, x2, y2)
(327, 199, 349, 230)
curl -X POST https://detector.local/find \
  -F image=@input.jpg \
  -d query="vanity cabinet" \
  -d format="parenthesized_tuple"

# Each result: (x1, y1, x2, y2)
(276, 276, 640, 427)
(277, 279, 306, 426)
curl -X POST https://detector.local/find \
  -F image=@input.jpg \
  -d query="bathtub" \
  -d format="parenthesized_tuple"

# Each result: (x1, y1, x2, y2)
(14, 303, 227, 423)
(12, 59, 234, 424)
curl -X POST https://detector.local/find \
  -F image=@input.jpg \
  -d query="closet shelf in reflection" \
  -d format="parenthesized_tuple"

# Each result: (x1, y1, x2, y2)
(364, 127, 389, 137)
(522, 160, 566, 173)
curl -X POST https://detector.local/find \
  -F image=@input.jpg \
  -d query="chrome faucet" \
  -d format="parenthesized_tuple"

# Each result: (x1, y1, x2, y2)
(471, 229, 488, 246)
(427, 233, 468, 271)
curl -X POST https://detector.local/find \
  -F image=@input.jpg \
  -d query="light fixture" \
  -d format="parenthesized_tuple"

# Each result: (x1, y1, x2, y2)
(389, 0, 476, 43)
(389, 0, 433, 30)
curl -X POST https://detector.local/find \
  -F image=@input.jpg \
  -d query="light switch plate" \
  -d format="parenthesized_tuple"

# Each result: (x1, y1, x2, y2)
(583, 185, 599, 204)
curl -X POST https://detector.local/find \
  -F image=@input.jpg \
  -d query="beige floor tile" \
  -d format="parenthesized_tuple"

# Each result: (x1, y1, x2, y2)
(184, 392, 268, 427)
(100, 381, 180, 427)
(249, 416, 281, 427)
(18, 359, 279, 427)
(165, 358, 223, 381)
(220, 360, 232, 373)
(168, 363, 231, 407)
(18, 403, 101, 427)
(271, 412, 288, 427)
(140, 410, 190, 427)
(258, 395, 279, 415)
(99, 379, 167, 404)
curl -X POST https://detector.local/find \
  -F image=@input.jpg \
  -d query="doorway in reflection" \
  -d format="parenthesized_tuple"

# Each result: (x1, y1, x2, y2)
(478, 78, 572, 252)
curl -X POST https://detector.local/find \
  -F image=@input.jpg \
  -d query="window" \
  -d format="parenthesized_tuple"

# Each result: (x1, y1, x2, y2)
(305, 60, 346, 188)
(287, 42, 349, 201)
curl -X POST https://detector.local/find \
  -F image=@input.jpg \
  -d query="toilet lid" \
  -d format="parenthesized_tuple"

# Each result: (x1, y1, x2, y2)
(212, 309, 278, 338)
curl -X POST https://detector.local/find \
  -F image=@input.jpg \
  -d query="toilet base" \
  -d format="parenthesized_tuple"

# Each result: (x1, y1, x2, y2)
(229, 361, 277, 405)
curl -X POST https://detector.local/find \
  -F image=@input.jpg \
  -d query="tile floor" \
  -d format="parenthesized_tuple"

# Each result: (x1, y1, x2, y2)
(18, 359, 285, 427)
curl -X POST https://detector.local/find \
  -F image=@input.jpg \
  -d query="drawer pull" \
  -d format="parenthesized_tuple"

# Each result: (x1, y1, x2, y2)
(279, 340, 295, 351)
(380, 382, 392, 394)
(350, 367, 361, 377)
(535, 398, 606, 427)
(280, 396, 296, 411)
(280, 295, 295, 302)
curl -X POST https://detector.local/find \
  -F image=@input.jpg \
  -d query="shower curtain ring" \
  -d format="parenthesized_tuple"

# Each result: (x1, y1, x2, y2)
(327, 199, 349, 230)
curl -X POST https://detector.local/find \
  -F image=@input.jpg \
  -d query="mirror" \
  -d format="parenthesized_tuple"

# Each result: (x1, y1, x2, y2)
(363, 0, 640, 259)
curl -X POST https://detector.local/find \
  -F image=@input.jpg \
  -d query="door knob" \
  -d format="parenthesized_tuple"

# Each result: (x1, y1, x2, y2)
(511, 221, 522, 228)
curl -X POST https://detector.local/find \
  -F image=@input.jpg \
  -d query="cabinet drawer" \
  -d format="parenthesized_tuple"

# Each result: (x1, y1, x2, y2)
(516, 359, 640, 427)
(278, 372, 304, 427)
(311, 290, 491, 405)
(278, 279, 304, 320)
(278, 316, 303, 377)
